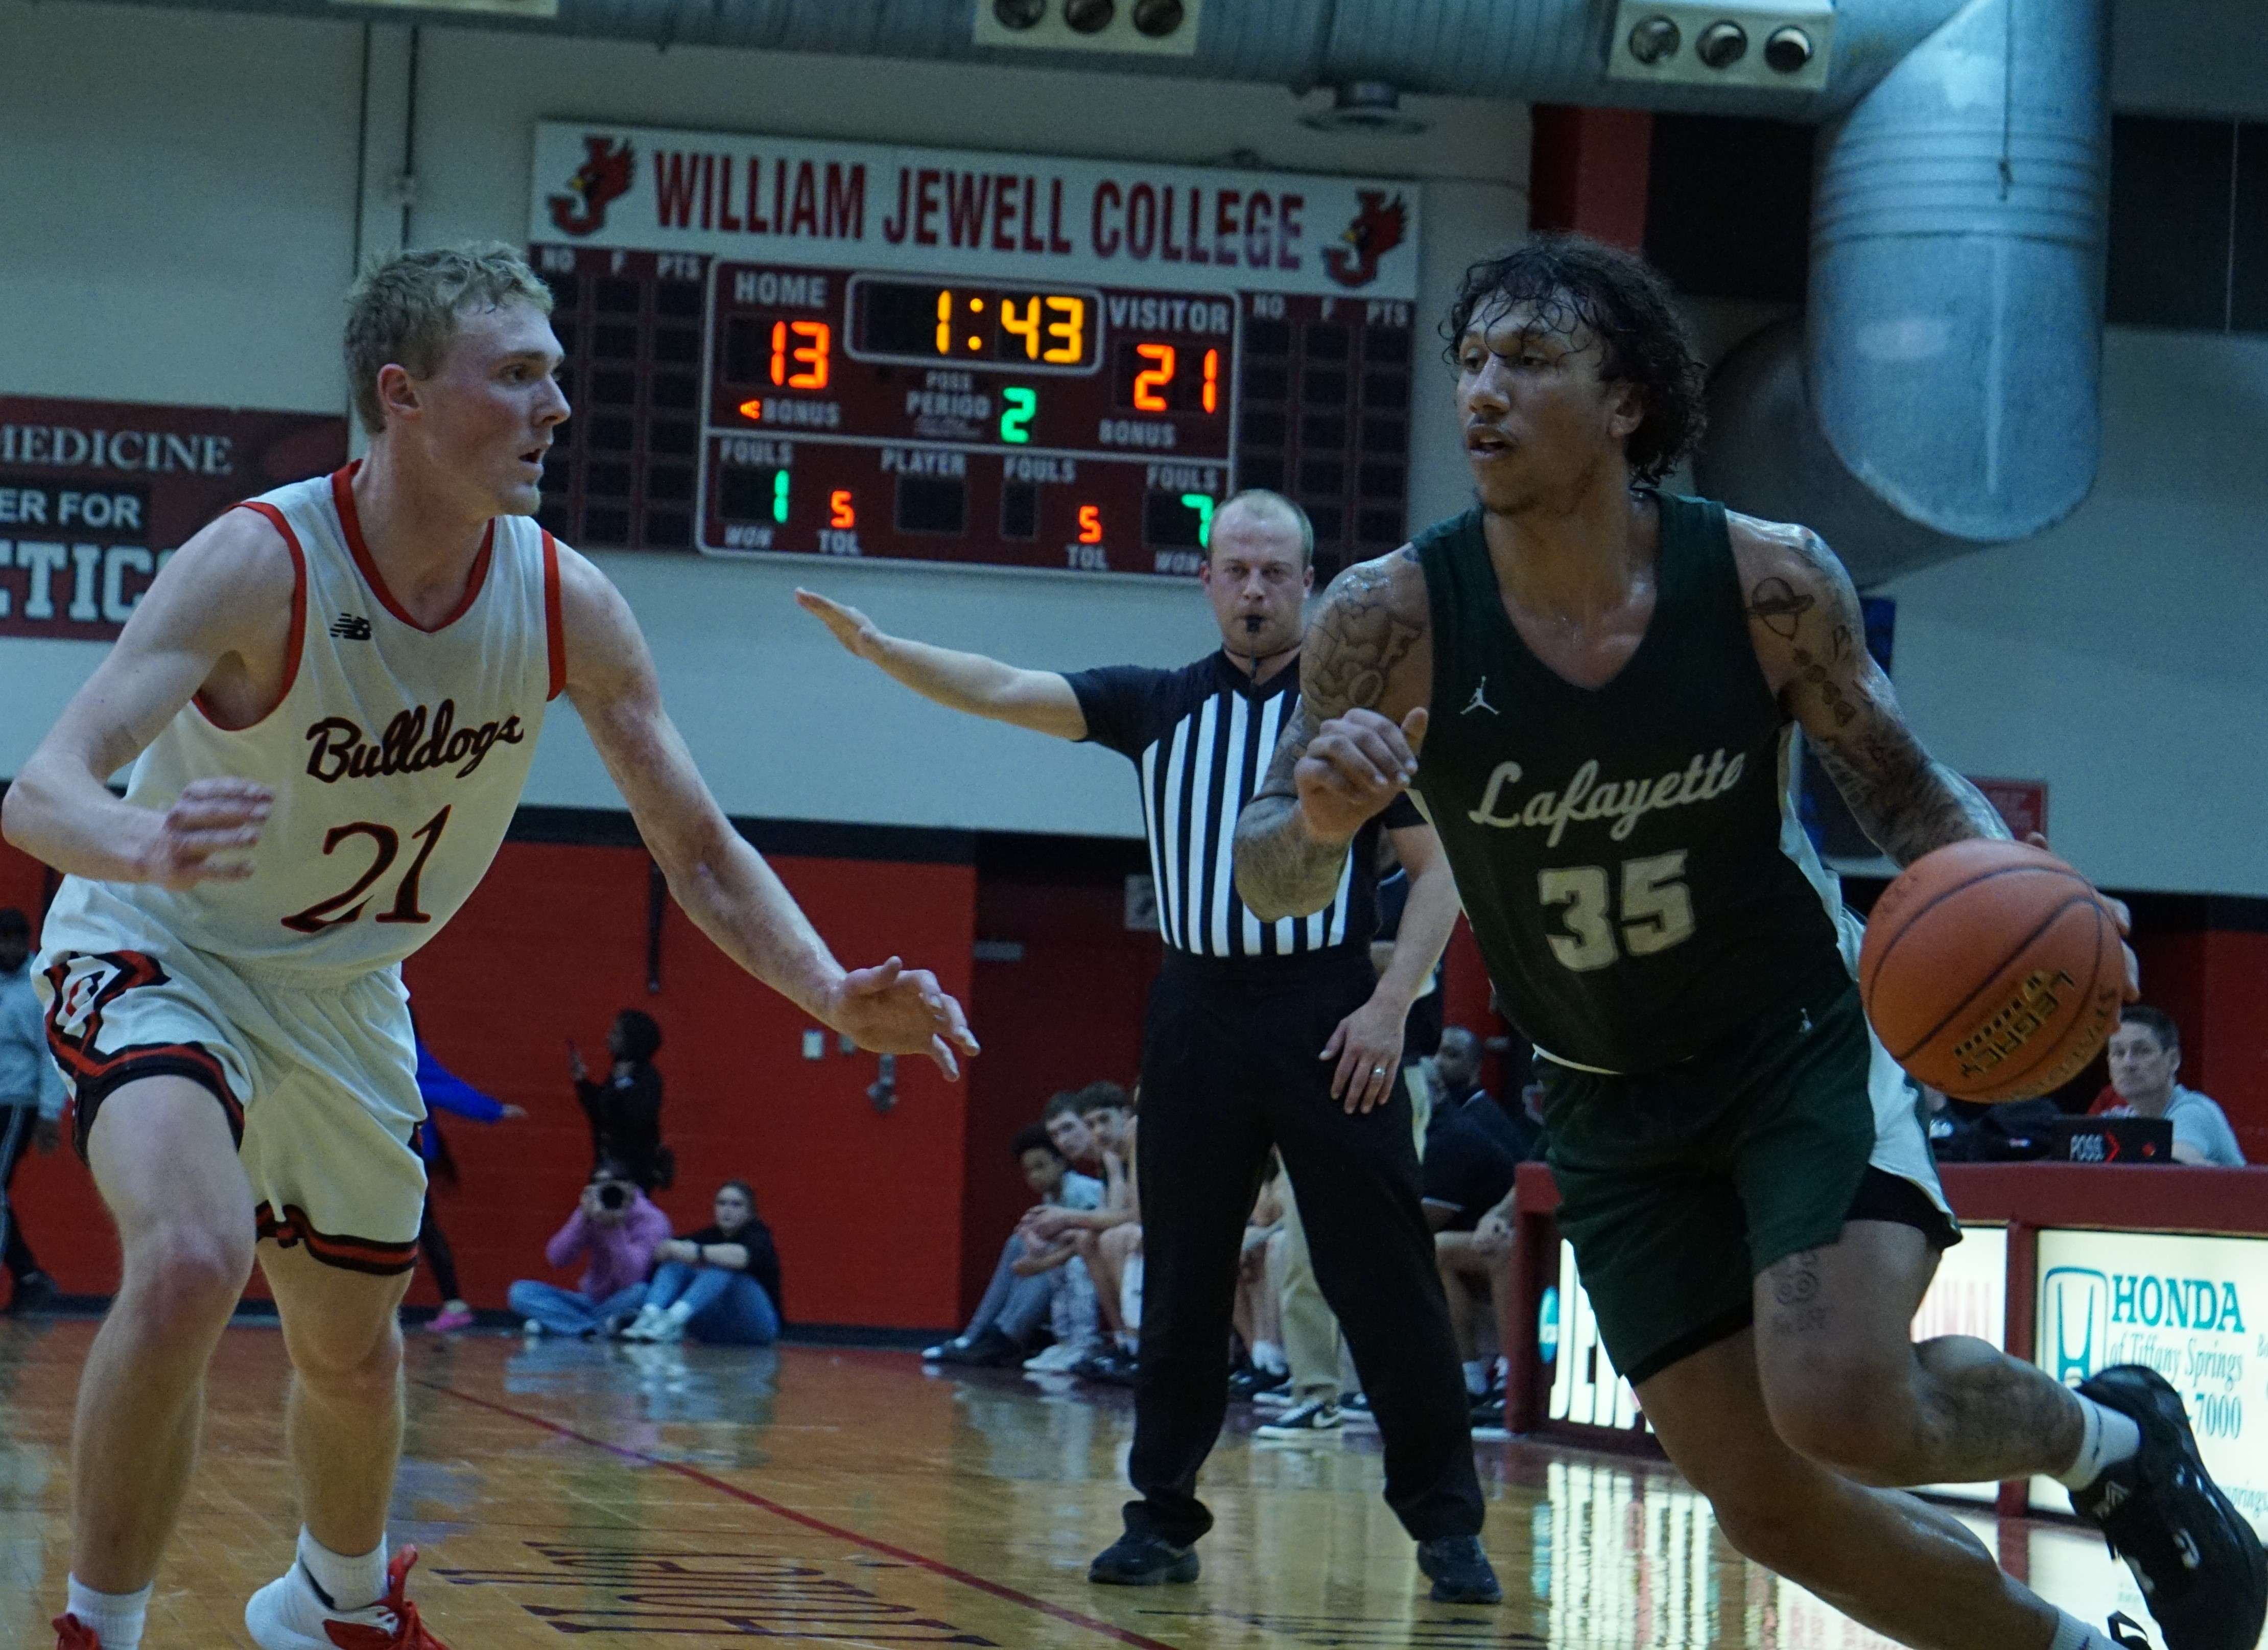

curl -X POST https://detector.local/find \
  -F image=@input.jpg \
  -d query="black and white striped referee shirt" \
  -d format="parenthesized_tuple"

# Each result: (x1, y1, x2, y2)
(1066, 652, 1421, 960)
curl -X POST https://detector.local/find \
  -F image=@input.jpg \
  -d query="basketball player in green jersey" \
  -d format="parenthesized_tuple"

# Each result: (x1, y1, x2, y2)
(1234, 237, 2264, 1650)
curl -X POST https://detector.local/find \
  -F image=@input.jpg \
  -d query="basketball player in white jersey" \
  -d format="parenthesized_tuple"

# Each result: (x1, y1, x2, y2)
(2, 244, 978, 1650)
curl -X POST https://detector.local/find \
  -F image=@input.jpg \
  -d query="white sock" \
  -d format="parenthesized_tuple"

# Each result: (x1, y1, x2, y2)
(297, 1527, 387, 1614)
(662, 1301, 694, 1326)
(1463, 1358, 1491, 1397)
(1252, 1340, 1285, 1374)
(65, 1577, 151, 1649)
(2053, 1395, 2143, 1489)
(2048, 1607, 2124, 1650)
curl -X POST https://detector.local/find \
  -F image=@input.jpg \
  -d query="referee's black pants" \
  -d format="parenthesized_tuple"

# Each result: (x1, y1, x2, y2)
(1123, 947, 1484, 1548)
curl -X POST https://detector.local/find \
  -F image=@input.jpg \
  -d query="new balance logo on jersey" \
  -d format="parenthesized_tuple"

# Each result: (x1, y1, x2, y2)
(303, 698, 527, 783)
(328, 612, 373, 641)
(1467, 749, 1747, 845)
(1461, 677, 1498, 717)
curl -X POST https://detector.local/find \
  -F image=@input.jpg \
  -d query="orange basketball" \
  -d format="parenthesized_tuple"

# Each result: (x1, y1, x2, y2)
(1858, 839, 2124, 1104)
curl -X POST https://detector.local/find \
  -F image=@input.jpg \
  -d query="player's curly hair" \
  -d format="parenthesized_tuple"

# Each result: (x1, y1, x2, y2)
(344, 241, 553, 435)
(1441, 234, 1707, 486)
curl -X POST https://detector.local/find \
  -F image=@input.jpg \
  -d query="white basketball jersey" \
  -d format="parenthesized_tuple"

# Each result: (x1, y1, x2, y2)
(46, 465, 560, 979)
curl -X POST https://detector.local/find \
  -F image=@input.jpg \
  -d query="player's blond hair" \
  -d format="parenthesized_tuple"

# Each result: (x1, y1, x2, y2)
(344, 242, 554, 434)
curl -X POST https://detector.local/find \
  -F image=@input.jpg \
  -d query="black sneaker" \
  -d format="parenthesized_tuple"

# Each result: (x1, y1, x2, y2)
(1226, 1363, 1289, 1402)
(1072, 1347, 1137, 1386)
(1416, 1535, 1502, 1604)
(1469, 1396, 1507, 1432)
(1256, 1399, 1342, 1440)
(933, 1327, 1021, 1368)
(2070, 1364, 2266, 1650)
(1088, 1532, 1199, 1586)
(7, 1271, 57, 1315)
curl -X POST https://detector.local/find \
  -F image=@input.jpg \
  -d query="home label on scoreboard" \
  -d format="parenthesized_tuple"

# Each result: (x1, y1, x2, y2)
(528, 122, 1421, 578)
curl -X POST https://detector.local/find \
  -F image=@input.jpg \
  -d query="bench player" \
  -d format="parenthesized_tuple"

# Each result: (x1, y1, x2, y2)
(1234, 236, 2264, 1650)
(4, 243, 976, 1650)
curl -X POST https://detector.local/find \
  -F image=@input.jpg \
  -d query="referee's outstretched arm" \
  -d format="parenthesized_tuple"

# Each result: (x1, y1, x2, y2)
(795, 588, 1088, 741)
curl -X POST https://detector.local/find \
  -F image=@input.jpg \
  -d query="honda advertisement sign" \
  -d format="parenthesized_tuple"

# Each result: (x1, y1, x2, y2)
(2032, 1229, 2266, 1539)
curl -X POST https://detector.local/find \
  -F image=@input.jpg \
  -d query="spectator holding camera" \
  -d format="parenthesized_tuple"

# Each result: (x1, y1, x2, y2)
(621, 1178, 784, 1345)
(509, 1161, 670, 1336)
(571, 1009, 670, 1190)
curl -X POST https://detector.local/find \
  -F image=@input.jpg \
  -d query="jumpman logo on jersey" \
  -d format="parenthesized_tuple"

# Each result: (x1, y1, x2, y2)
(1461, 676, 1498, 717)
(329, 612, 373, 641)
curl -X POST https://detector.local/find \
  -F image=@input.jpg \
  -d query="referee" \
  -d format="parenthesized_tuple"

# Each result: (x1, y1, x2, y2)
(797, 490, 1497, 1604)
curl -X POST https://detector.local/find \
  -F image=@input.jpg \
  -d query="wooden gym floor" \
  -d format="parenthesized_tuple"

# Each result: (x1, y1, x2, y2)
(0, 1319, 2143, 1648)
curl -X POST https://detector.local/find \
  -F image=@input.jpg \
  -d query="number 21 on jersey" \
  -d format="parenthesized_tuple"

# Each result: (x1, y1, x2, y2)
(1539, 851, 1694, 972)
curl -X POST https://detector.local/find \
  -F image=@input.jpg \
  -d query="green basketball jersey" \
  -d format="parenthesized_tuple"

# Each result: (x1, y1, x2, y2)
(1407, 495, 1846, 1073)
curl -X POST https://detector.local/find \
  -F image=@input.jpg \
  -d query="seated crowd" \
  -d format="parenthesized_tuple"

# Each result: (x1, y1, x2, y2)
(508, 1161, 785, 1346)
(925, 1036, 1546, 1442)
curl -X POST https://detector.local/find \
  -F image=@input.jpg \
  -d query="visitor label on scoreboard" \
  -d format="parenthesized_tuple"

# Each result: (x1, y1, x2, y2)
(527, 124, 1422, 575)
(0, 395, 347, 642)
(531, 123, 1419, 300)
(2031, 1229, 2267, 1537)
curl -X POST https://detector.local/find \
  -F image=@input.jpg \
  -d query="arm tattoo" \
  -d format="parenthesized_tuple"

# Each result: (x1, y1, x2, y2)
(1235, 558, 1426, 921)
(1751, 531, 2006, 867)
(1303, 559, 1423, 716)
(1234, 700, 1347, 921)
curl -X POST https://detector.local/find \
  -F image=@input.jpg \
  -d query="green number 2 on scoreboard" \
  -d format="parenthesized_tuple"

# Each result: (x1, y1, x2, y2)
(1000, 387, 1036, 444)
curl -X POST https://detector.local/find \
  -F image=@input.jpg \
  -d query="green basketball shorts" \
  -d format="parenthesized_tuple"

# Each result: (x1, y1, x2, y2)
(1538, 976, 1956, 1387)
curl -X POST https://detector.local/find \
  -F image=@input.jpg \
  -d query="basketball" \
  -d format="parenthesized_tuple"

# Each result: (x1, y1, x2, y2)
(1859, 839, 2125, 1104)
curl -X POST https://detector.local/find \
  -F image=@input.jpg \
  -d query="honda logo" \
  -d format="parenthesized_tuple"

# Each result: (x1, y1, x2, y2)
(2042, 1266, 2110, 1386)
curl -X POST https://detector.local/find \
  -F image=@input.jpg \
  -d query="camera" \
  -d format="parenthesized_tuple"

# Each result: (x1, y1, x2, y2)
(597, 1181, 628, 1211)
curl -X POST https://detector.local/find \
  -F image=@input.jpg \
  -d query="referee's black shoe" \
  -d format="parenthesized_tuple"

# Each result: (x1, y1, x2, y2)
(2069, 1364, 2266, 1650)
(1416, 1536, 1501, 1605)
(1088, 1533, 1199, 1586)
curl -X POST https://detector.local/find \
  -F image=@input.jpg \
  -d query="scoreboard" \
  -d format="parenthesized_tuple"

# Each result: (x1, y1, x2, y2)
(527, 123, 1423, 578)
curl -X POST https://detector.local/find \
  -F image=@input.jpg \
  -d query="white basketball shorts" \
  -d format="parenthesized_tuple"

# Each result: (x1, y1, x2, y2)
(34, 887, 427, 1275)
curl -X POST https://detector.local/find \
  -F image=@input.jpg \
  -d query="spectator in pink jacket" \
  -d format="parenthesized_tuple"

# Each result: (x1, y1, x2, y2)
(508, 1161, 671, 1336)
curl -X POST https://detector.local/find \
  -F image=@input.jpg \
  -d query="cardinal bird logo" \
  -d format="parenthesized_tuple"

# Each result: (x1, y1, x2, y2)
(548, 136, 635, 237)
(1322, 191, 1408, 289)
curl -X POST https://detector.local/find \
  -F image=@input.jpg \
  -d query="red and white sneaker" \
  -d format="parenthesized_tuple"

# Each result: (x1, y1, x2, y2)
(244, 1546, 451, 1648)
(53, 1615, 103, 1648)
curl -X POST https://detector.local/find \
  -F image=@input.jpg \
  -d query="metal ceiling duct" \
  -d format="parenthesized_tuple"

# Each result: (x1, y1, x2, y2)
(1697, 0, 2111, 583)
(83, 0, 2106, 580)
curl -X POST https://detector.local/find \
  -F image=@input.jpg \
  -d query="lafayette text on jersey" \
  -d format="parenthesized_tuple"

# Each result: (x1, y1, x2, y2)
(42, 465, 564, 979)
(1067, 653, 1416, 960)
(1408, 494, 1845, 1073)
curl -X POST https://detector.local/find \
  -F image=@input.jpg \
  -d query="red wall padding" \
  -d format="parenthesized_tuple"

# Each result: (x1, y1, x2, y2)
(3, 832, 978, 1329)
(956, 864, 1157, 1319)
(2131, 925, 2268, 1164)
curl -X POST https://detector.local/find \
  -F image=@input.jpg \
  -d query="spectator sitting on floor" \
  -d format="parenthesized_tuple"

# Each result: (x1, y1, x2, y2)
(571, 1009, 671, 1190)
(621, 1178, 785, 1345)
(1026, 1082, 1142, 1378)
(2092, 1005, 2248, 1166)
(1423, 1089, 1525, 1422)
(1230, 1152, 1289, 1400)
(928, 1118, 1104, 1366)
(509, 1160, 671, 1336)
(1042, 1089, 1104, 1177)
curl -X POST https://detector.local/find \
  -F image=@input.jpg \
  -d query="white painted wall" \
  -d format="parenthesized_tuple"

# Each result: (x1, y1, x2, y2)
(1880, 328, 2268, 897)
(0, 0, 1526, 839)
